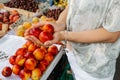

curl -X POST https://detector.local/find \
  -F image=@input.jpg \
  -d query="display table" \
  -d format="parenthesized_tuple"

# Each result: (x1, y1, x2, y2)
(0, 34, 65, 80)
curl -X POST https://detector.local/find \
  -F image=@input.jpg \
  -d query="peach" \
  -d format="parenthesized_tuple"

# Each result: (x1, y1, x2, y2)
(9, 55, 16, 65)
(39, 31, 53, 43)
(42, 24, 54, 33)
(48, 45, 58, 55)
(15, 55, 26, 66)
(44, 53, 54, 63)
(19, 69, 31, 80)
(31, 68, 41, 80)
(29, 27, 42, 38)
(33, 48, 45, 60)
(12, 65, 21, 75)
(2, 66, 12, 77)
(15, 48, 27, 56)
(28, 43, 37, 52)
(25, 58, 37, 70)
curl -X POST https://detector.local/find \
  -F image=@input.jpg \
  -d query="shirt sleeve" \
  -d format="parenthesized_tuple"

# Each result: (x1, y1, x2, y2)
(102, 1, 120, 32)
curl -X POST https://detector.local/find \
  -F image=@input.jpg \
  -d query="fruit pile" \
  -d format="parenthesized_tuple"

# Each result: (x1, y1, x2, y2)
(0, 9, 20, 25)
(4, 0, 39, 12)
(2, 39, 59, 80)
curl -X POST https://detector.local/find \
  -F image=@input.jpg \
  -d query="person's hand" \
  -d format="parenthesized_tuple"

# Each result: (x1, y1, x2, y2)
(44, 31, 64, 46)
(25, 35, 45, 47)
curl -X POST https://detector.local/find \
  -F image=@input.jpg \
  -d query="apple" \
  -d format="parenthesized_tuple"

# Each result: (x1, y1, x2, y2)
(12, 65, 21, 75)
(48, 45, 58, 55)
(39, 31, 53, 43)
(24, 52, 34, 59)
(2, 66, 12, 77)
(9, 55, 16, 65)
(25, 58, 37, 70)
(33, 48, 45, 60)
(29, 27, 42, 38)
(31, 68, 41, 80)
(15, 55, 26, 66)
(19, 69, 31, 80)
(44, 53, 54, 63)
(15, 48, 27, 56)
(42, 24, 54, 33)
(28, 43, 37, 52)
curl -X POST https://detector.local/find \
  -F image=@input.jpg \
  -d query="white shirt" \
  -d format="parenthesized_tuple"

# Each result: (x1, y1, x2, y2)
(66, 0, 120, 79)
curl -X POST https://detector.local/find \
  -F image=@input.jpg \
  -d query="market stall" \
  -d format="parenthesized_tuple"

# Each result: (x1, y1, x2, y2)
(0, 0, 69, 80)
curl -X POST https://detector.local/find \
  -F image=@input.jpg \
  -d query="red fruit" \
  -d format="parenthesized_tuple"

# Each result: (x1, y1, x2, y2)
(33, 48, 45, 60)
(42, 24, 54, 33)
(29, 27, 42, 38)
(9, 55, 16, 65)
(15, 55, 26, 66)
(12, 65, 21, 75)
(25, 58, 37, 70)
(39, 31, 53, 43)
(2, 66, 12, 77)
(44, 53, 54, 63)
(15, 48, 27, 56)
(31, 68, 41, 80)
(19, 69, 31, 80)
(28, 43, 37, 52)
(48, 45, 58, 55)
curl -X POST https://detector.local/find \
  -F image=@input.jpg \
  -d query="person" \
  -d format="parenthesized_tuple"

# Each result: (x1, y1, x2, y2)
(24, 0, 120, 80)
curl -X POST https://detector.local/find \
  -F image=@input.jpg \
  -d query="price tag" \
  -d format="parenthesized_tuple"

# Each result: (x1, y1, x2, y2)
(0, 50, 9, 62)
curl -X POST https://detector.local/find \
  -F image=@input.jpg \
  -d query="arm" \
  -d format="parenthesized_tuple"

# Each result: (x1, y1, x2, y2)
(55, 6, 69, 31)
(61, 27, 120, 43)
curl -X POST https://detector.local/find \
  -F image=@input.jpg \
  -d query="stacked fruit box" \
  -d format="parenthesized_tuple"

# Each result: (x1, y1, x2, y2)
(0, 34, 65, 80)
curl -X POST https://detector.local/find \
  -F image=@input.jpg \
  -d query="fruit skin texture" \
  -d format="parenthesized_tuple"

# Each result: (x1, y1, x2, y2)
(42, 24, 54, 33)
(39, 31, 53, 43)
(15, 55, 26, 66)
(28, 43, 37, 52)
(12, 65, 21, 75)
(25, 58, 37, 70)
(33, 48, 45, 60)
(9, 55, 16, 65)
(44, 53, 54, 63)
(15, 48, 27, 56)
(19, 69, 31, 80)
(31, 68, 41, 80)
(29, 27, 42, 38)
(2, 66, 12, 77)
(48, 45, 58, 55)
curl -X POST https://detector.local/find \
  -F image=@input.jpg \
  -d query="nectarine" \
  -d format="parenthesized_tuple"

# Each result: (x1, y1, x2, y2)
(48, 45, 58, 55)
(12, 65, 21, 75)
(39, 31, 53, 43)
(42, 24, 54, 33)
(2, 66, 12, 77)
(33, 48, 45, 60)
(25, 58, 37, 70)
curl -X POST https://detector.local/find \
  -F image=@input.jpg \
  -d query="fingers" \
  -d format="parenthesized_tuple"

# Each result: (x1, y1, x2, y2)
(25, 35, 45, 47)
